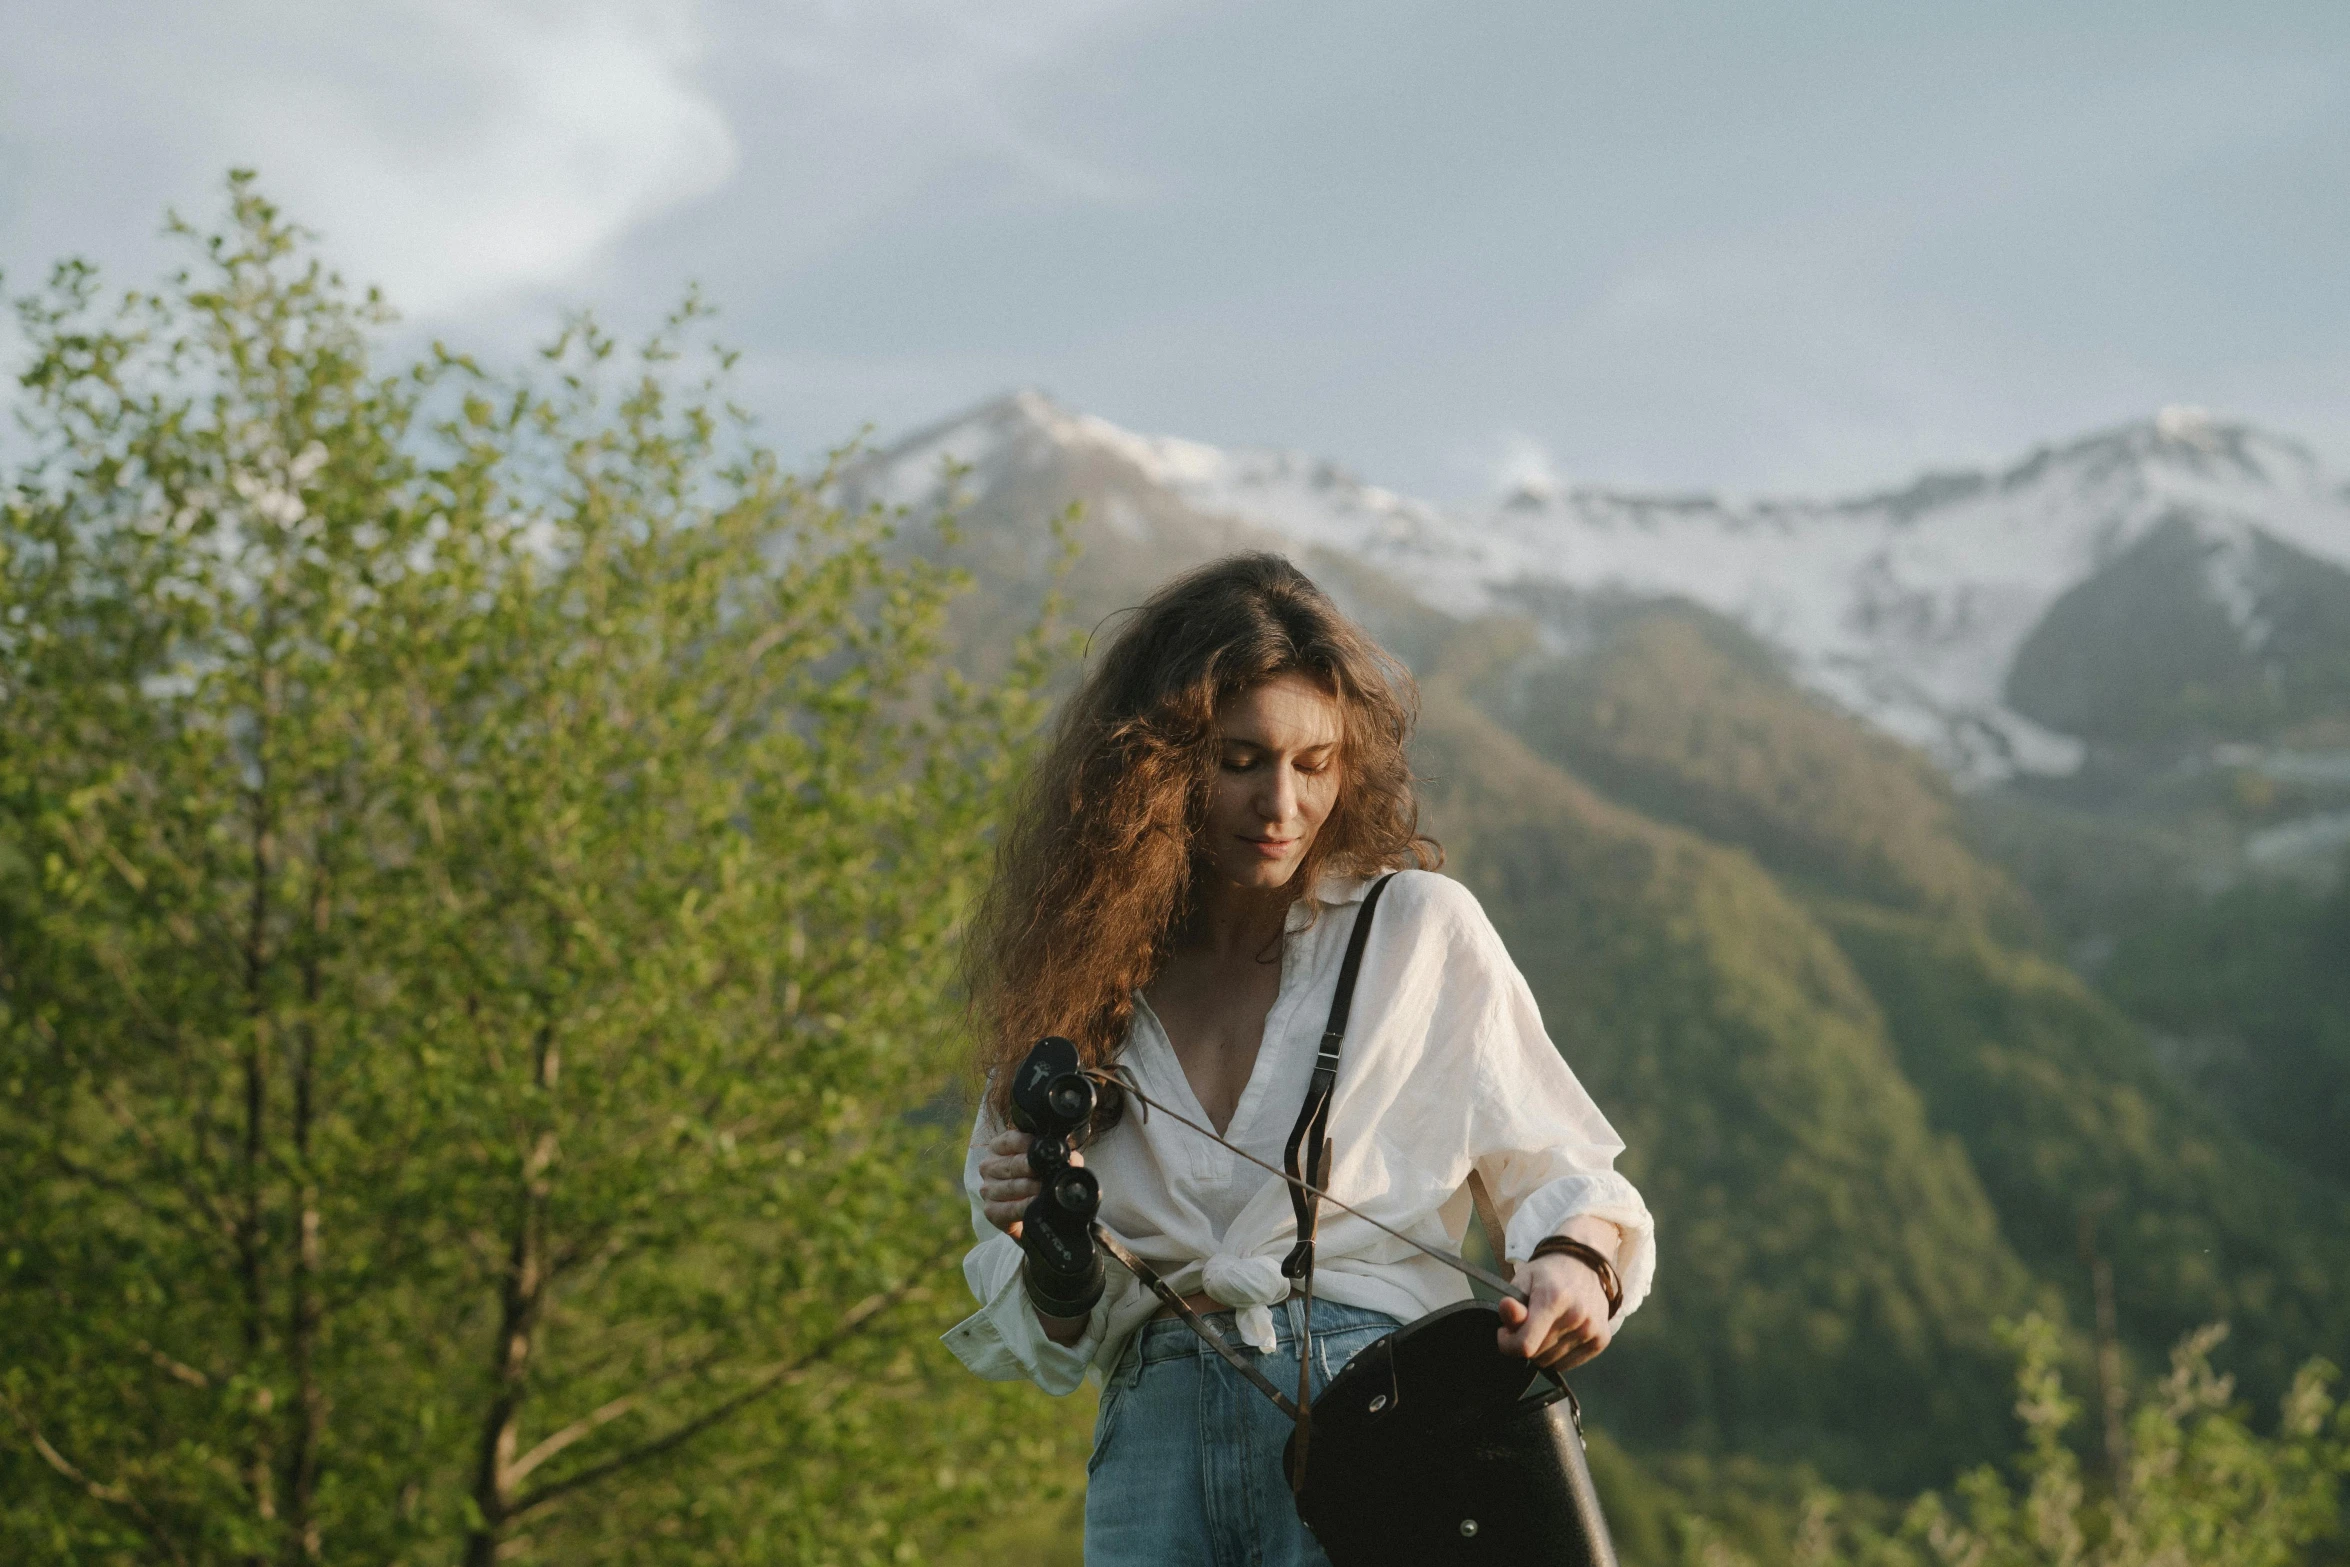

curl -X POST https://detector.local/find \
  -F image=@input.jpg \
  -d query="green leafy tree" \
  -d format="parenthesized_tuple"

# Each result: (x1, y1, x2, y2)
(1763, 1319, 2350, 1567)
(0, 176, 1081, 1566)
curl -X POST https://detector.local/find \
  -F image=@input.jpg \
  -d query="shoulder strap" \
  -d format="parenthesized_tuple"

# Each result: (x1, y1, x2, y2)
(1320, 872, 1398, 1056)
(1281, 872, 1398, 1282)
(1280, 871, 1399, 1486)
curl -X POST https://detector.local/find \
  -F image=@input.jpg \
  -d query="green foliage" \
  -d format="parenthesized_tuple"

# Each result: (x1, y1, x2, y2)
(1819, 903, 2350, 1423)
(1593, 1431, 1887, 1567)
(0, 177, 1071, 1564)
(2098, 874, 2350, 1192)
(1755, 1319, 2350, 1567)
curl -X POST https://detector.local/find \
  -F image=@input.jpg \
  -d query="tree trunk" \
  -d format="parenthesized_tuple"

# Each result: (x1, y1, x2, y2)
(463, 1023, 561, 1567)
(282, 883, 327, 1566)
(240, 736, 278, 1559)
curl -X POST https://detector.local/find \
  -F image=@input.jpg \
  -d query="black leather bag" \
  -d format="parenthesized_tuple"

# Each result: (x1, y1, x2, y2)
(1287, 1301, 1618, 1567)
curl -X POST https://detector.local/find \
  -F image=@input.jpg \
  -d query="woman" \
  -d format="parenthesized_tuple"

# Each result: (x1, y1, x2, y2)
(945, 554, 1654, 1566)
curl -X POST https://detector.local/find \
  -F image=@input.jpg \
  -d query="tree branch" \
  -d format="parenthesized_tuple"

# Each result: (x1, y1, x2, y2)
(48, 1146, 229, 1250)
(501, 1392, 639, 1491)
(133, 1339, 213, 1390)
(1, 1389, 191, 1567)
(508, 1235, 959, 1520)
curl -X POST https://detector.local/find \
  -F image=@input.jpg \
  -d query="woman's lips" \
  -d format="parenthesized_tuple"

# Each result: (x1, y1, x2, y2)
(1244, 836, 1297, 857)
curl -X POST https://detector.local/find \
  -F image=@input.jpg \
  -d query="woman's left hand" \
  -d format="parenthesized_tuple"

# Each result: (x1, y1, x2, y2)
(1497, 1241, 1616, 1369)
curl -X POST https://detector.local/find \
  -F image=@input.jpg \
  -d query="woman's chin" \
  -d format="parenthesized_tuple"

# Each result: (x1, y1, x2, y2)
(1207, 855, 1305, 891)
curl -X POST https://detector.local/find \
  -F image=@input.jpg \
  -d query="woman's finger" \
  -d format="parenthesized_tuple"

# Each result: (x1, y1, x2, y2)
(1554, 1322, 1614, 1371)
(1548, 1304, 1595, 1346)
(1554, 1337, 1600, 1371)
(980, 1178, 1041, 1206)
(1498, 1296, 1562, 1358)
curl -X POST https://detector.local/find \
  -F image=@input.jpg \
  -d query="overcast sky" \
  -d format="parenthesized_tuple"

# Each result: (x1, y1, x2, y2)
(4, 1, 2347, 498)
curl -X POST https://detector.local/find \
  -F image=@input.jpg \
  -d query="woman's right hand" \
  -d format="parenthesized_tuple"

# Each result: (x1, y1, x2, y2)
(978, 1129, 1084, 1240)
(981, 1129, 1094, 1345)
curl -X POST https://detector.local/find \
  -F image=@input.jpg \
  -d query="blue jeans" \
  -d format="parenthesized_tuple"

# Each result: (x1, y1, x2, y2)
(1084, 1298, 1401, 1567)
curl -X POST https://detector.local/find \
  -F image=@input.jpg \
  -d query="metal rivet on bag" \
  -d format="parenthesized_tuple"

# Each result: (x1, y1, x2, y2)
(1460, 1519, 1479, 1537)
(1368, 1394, 1389, 1412)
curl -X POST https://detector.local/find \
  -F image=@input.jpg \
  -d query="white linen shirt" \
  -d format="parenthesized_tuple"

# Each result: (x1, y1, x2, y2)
(942, 869, 1656, 1395)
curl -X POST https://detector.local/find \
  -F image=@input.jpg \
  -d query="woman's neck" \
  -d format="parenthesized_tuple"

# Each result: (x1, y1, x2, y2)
(1178, 875, 1296, 961)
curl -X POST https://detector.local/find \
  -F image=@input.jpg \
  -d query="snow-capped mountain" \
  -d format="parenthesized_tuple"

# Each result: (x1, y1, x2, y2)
(847, 392, 2350, 786)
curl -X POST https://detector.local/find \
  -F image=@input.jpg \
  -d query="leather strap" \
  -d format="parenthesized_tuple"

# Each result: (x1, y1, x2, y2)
(1092, 1224, 1299, 1418)
(1466, 1168, 1513, 1287)
(1281, 873, 1397, 1283)
(1289, 1133, 1332, 1495)
(1281, 873, 1397, 1483)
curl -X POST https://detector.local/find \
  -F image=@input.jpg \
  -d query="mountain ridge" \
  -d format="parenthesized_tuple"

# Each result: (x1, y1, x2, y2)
(844, 391, 2350, 804)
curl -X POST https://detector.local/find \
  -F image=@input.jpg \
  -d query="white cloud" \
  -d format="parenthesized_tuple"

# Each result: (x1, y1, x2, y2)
(2, 0, 737, 318)
(664, 0, 1158, 267)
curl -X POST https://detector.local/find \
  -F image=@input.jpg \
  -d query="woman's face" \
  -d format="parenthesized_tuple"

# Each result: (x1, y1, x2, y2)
(1202, 671, 1345, 891)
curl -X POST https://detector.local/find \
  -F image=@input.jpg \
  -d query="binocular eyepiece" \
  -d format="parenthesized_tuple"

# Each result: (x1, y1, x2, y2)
(1008, 1036, 1104, 1320)
(1009, 1033, 1097, 1174)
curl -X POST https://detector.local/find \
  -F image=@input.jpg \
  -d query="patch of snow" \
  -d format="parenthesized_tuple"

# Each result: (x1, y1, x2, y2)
(2245, 810, 2350, 870)
(2215, 747, 2350, 788)
(2198, 520, 2273, 648)
(2156, 404, 2218, 447)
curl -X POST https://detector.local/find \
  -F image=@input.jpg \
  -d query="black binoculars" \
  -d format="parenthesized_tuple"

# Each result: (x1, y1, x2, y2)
(1008, 1036, 1104, 1319)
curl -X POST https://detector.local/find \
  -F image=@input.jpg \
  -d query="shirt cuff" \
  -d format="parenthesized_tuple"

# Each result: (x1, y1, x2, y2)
(940, 1251, 1110, 1395)
(1502, 1170, 1657, 1320)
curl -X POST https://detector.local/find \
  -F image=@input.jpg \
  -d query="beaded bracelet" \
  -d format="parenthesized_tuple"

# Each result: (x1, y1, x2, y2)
(1528, 1234, 1624, 1319)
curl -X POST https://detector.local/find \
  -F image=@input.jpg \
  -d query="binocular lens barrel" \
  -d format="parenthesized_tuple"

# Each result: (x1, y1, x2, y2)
(1046, 1164, 1099, 1218)
(1045, 1075, 1095, 1125)
(1020, 1167, 1105, 1318)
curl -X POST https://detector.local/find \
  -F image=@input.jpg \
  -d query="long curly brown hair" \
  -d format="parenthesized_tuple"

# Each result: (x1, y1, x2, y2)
(967, 553, 1440, 1123)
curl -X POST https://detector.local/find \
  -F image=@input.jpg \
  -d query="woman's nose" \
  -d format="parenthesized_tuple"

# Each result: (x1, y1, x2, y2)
(1254, 763, 1298, 824)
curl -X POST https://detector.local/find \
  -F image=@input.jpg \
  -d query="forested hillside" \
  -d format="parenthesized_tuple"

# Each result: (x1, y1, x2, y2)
(1454, 603, 2350, 1427)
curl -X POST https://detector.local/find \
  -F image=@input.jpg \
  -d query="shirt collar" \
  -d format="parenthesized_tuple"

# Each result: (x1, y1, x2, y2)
(1283, 870, 1375, 933)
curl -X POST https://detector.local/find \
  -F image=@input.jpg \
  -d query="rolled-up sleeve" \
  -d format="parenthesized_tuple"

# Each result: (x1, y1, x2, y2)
(939, 1106, 1118, 1394)
(1456, 896, 1658, 1319)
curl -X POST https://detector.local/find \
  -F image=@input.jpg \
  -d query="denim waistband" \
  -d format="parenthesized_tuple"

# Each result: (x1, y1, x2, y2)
(1127, 1298, 1398, 1368)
